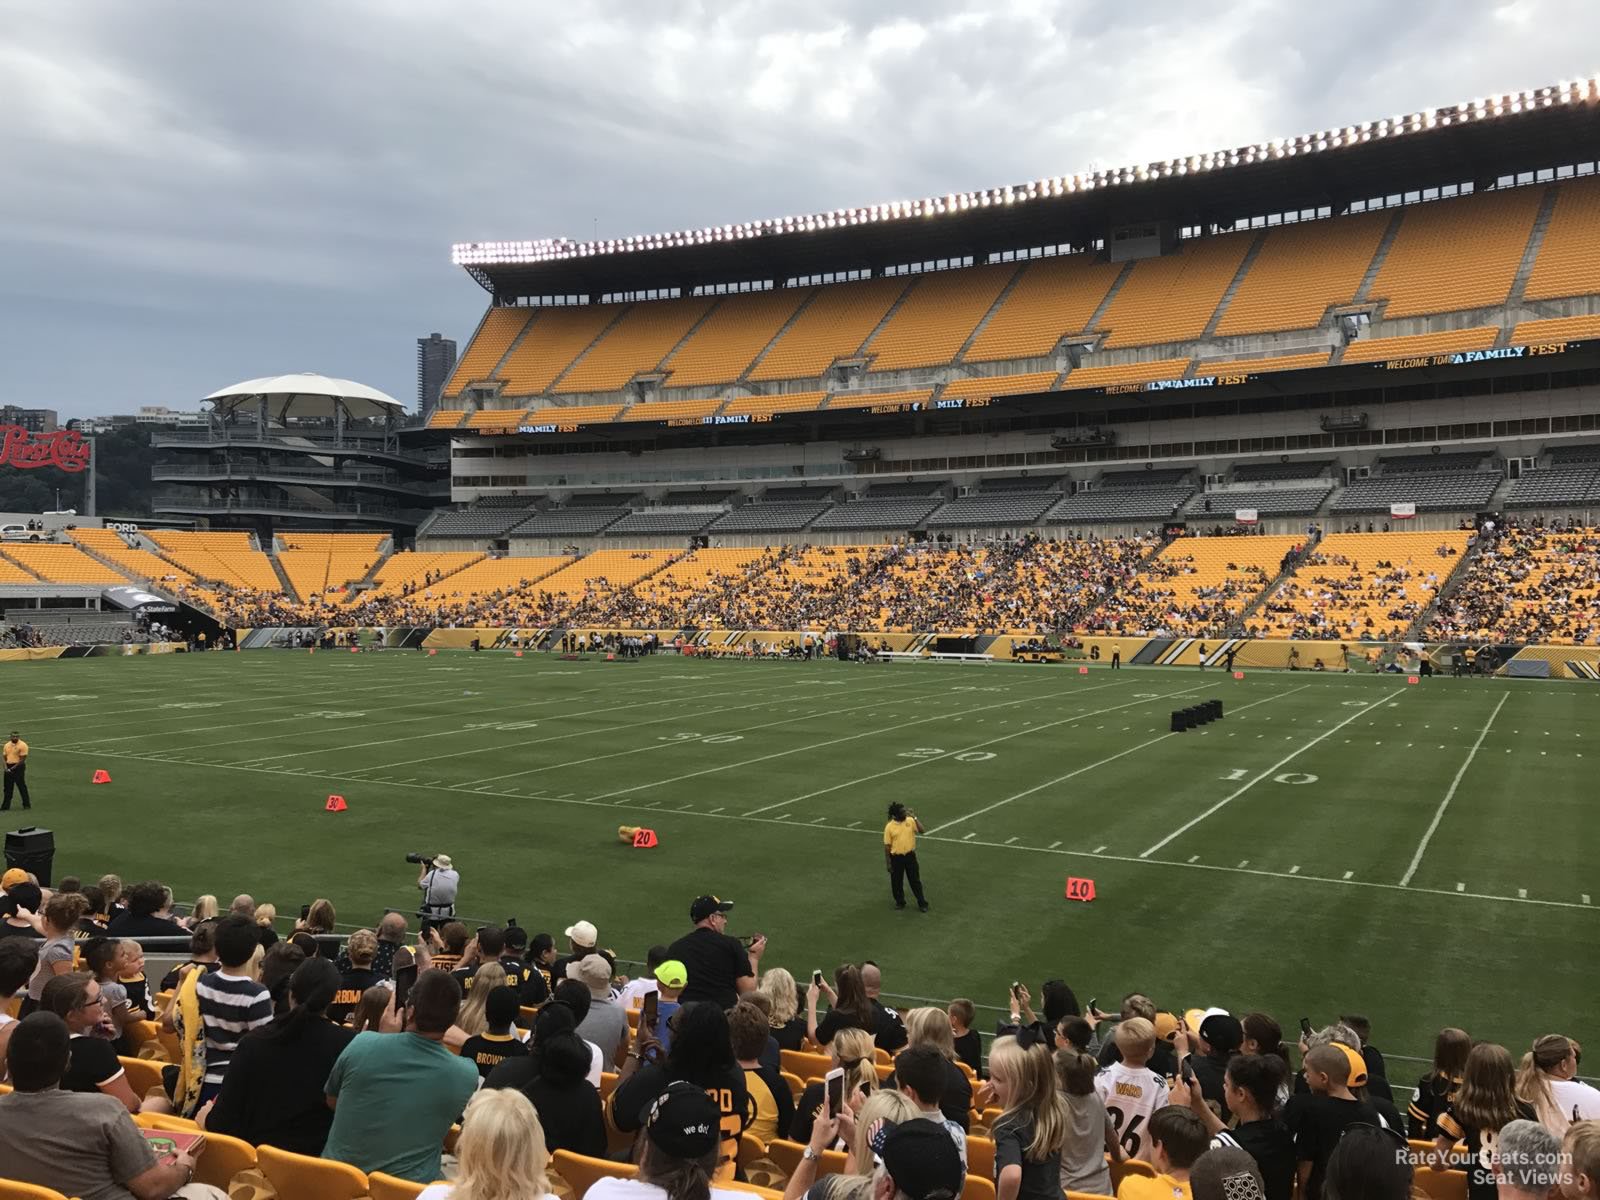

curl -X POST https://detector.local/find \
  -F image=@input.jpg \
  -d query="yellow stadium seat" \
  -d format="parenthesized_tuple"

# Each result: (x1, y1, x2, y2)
(780, 1071, 805, 1102)
(965, 1135, 995, 1181)
(1341, 326, 1500, 364)
(498, 305, 626, 397)
(1098, 232, 1253, 348)
(1525, 177, 1600, 301)
(1511, 313, 1600, 345)
(1369, 187, 1543, 318)
(553, 1149, 640, 1198)
(1061, 359, 1189, 390)
(964, 255, 1123, 362)
(749, 277, 909, 381)
(722, 1184, 784, 1200)
(663, 288, 812, 387)
(738, 1132, 768, 1169)
(864, 264, 1018, 371)
(368, 1173, 432, 1200)
(122, 1018, 161, 1057)
(0, 1182, 71, 1200)
(780, 1049, 834, 1081)
(1067, 1193, 1117, 1200)
(823, 388, 933, 412)
(116, 1055, 166, 1100)
(1110, 1157, 1156, 1189)
(940, 371, 1059, 401)
(443, 308, 533, 398)
(1414, 1168, 1469, 1200)
(256, 1144, 369, 1200)
(764, 1140, 846, 1182)
(961, 1174, 996, 1200)
(1216, 211, 1390, 336)
(556, 297, 714, 394)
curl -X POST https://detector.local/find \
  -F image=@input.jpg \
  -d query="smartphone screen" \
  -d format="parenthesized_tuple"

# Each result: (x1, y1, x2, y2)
(299, 904, 311, 921)
(1299, 1017, 1314, 1040)
(642, 989, 659, 1036)
(812, 970, 824, 987)
(825, 1067, 845, 1117)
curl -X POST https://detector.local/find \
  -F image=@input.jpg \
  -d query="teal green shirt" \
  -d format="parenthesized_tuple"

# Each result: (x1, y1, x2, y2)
(322, 1031, 478, 1183)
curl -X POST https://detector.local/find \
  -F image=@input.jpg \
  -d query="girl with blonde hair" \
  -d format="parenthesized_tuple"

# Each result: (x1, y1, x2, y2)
(789, 1026, 877, 1143)
(418, 1086, 559, 1200)
(1515, 1034, 1600, 1135)
(988, 1035, 1068, 1200)
(448, 963, 508, 1047)
(187, 895, 218, 927)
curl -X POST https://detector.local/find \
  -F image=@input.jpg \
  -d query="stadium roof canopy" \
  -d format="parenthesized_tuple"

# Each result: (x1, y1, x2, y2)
(457, 77, 1600, 299)
(203, 373, 405, 422)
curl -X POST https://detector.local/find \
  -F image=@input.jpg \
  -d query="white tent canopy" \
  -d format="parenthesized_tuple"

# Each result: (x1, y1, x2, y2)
(203, 373, 404, 422)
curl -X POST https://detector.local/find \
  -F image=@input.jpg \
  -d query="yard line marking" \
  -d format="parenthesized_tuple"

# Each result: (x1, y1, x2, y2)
(1094, 845, 1108, 853)
(1141, 687, 1403, 859)
(1399, 692, 1509, 887)
(1005, 836, 1018, 844)
(1343, 870, 1354, 880)
(1457, 882, 1466, 892)
(927, 686, 1306, 836)
(708, 807, 724, 814)
(849, 820, 862, 828)
(1048, 841, 1061, 849)
(963, 832, 975, 840)
(1237, 859, 1250, 868)
(1519, 888, 1528, 898)
(1188, 854, 1199, 863)
(1289, 865, 1300, 874)
(738, 680, 1139, 816)
(1585, 895, 1592, 905)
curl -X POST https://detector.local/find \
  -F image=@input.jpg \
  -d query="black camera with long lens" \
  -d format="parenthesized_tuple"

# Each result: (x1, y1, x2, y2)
(405, 852, 436, 868)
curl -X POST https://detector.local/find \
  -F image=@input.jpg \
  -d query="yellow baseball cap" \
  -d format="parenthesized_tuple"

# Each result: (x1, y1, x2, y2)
(1338, 1043, 1369, 1088)
(0, 868, 28, 891)
(1154, 1012, 1181, 1040)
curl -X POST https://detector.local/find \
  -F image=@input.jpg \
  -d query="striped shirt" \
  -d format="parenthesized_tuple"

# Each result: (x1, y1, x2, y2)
(195, 970, 273, 1085)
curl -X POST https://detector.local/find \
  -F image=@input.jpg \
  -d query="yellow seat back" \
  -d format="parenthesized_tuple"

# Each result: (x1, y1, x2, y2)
(553, 1149, 639, 1198)
(256, 1144, 369, 1200)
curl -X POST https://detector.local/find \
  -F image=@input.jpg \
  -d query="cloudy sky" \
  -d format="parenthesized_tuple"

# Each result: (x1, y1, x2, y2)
(5, 0, 1596, 419)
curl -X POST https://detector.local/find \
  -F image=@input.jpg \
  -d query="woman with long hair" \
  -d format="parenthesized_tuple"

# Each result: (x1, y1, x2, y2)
(1410, 1027, 1471, 1139)
(252, 901, 280, 947)
(790, 1026, 877, 1143)
(807, 963, 873, 1046)
(1241, 1013, 1293, 1081)
(204, 957, 354, 1155)
(759, 967, 807, 1051)
(449, 963, 509, 1047)
(417, 1087, 561, 1200)
(187, 894, 219, 928)
(988, 1035, 1068, 1200)
(1181, 1053, 1295, 1200)
(297, 898, 336, 935)
(887, 1007, 973, 1129)
(1515, 1034, 1600, 1135)
(348, 985, 392, 1033)
(1436, 1042, 1536, 1200)
(483, 1004, 606, 1157)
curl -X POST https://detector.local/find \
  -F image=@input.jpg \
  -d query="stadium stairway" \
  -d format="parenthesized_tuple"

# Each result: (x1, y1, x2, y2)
(952, 266, 1031, 362)
(1349, 211, 1406, 305)
(1199, 231, 1267, 338)
(737, 289, 822, 382)
(854, 280, 917, 363)
(1082, 261, 1134, 335)
(542, 305, 633, 395)
(1400, 532, 1485, 643)
(1507, 187, 1561, 306)
(0, 548, 44, 581)
(1230, 526, 1323, 633)
(269, 553, 301, 604)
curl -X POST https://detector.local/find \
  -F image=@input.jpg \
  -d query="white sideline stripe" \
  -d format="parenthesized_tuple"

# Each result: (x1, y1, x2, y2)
(37, 677, 406, 735)
(1140, 687, 1406, 859)
(753, 681, 1185, 816)
(926, 686, 1300, 838)
(44, 741, 1600, 914)
(1398, 692, 1509, 887)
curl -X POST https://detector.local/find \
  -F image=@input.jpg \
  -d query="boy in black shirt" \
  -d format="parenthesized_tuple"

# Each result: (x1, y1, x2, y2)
(1283, 1044, 1380, 1200)
(520, 932, 557, 1006)
(460, 986, 530, 1080)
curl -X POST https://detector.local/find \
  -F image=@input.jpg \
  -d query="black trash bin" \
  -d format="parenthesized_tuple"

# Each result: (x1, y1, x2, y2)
(4, 827, 54, 888)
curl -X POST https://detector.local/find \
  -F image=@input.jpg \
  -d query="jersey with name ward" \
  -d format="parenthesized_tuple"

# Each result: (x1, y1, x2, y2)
(1094, 1058, 1170, 1162)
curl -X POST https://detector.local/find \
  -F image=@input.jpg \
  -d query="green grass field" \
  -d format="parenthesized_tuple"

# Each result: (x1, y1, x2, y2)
(4, 650, 1596, 1081)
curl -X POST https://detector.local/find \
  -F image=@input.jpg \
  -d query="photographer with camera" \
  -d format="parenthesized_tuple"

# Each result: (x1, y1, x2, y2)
(411, 853, 459, 932)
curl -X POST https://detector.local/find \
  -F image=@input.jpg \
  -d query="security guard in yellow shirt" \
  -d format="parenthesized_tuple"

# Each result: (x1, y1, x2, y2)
(883, 802, 928, 912)
(2, 731, 30, 811)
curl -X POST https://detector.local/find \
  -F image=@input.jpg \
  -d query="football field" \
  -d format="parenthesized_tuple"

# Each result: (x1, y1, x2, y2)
(5, 649, 1596, 1076)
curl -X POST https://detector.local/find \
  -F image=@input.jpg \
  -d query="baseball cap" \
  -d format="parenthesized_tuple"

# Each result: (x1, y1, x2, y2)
(1, 868, 28, 892)
(1337, 1043, 1369, 1088)
(1190, 1146, 1266, 1200)
(654, 959, 688, 989)
(645, 1081, 721, 1159)
(1199, 1012, 1244, 1053)
(689, 895, 733, 923)
(869, 1119, 963, 1200)
(564, 920, 598, 947)
(1153, 1012, 1182, 1041)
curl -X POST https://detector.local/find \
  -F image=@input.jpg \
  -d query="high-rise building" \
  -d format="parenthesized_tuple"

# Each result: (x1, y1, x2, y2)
(416, 332, 457, 416)
(0, 405, 59, 432)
